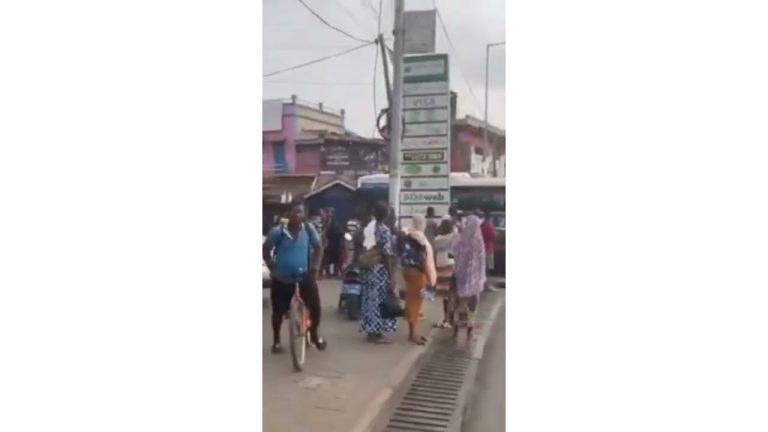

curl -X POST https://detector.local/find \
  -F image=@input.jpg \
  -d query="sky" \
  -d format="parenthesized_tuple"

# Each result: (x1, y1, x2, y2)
(263, 0, 506, 138)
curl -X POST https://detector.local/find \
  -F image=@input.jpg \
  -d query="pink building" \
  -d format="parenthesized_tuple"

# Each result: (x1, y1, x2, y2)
(262, 95, 346, 177)
(448, 92, 506, 177)
(451, 115, 506, 176)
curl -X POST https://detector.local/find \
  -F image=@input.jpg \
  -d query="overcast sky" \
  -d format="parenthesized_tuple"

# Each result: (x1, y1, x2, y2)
(263, 0, 506, 137)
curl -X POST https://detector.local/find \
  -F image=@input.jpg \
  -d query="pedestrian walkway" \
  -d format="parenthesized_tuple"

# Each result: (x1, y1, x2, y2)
(262, 278, 444, 432)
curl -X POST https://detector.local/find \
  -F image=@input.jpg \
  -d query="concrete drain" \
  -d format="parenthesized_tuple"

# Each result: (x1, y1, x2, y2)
(382, 344, 473, 432)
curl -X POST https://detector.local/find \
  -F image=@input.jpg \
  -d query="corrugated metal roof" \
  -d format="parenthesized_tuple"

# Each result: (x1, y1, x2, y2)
(262, 175, 316, 203)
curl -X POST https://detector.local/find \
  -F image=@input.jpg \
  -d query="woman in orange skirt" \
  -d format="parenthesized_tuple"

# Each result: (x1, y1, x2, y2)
(401, 215, 436, 345)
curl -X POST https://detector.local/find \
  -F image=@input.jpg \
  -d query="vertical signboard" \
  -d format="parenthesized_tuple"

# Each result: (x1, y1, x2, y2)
(404, 10, 437, 54)
(400, 54, 450, 222)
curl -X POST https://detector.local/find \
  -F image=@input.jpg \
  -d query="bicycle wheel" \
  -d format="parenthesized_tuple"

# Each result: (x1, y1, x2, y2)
(288, 300, 307, 372)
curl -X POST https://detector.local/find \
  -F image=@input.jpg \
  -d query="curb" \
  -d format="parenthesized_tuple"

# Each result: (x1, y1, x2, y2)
(350, 387, 393, 432)
(365, 292, 506, 432)
(458, 293, 505, 431)
(471, 293, 505, 360)
(351, 319, 439, 432)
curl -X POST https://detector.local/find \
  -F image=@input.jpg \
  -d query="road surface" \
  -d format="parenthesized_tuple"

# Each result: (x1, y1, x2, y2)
(462, 303, 506, 431)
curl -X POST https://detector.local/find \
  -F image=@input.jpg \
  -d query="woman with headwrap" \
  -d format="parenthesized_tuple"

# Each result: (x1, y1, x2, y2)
(400, 215, 436, 345)
(451, 214, 486, 340)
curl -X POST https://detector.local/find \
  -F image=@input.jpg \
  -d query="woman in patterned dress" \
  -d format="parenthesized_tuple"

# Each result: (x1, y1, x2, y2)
(451, 214, 486, 340)
(359, 202, 398, 344)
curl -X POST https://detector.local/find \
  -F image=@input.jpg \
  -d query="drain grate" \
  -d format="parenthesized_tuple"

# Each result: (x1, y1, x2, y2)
(382, 345, 473, 432)
(378, 292, 502, 432)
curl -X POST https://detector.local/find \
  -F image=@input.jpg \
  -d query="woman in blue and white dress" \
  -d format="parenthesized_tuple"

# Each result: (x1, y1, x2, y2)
(359, 202, 398, 343)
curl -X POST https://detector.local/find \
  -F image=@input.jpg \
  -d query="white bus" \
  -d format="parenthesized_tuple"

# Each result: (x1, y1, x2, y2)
(357, 173, 505, 275)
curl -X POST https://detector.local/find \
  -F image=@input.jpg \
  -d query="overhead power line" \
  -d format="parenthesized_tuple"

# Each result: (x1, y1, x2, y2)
(331, 0, 368, 31)
(433, 2, 483, 114)
(263, 41, 376, 78)
(372, 0, 384, 136)
(297, 0, 373, 44)
(265, 80, 373, 86)
(364, 0, 380, 21)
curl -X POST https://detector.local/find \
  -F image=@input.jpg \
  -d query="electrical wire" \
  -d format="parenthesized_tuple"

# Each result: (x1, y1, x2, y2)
(432, 1, 484, 115)
(364, 0, 380, 21)
(263, 41, 375, 78)
(296, 0, 373, 44)
(371, 0, 384, 137)
(264, 44, 365, 51)
(331, 0, 368, 32)
(376, 0, 384, 33)
(264, 80, 373, 86)
(372, 41, 380, 137)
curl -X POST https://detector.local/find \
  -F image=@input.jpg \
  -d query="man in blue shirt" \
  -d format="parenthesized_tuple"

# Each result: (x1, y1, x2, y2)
(263, 203, 326, 354)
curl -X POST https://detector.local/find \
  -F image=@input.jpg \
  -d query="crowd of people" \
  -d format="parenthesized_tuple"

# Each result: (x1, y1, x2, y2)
(263, 202, 499, 354)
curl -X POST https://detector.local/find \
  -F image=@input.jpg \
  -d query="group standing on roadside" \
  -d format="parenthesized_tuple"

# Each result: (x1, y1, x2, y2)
(264, 201, 498, 354)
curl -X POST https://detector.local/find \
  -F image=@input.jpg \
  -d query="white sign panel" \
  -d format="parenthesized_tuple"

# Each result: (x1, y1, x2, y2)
(402, 136, 449, 150)
(404, 10, 436, 54)
(400, 53, 450, 219)
(404, 81, 450, 96)
(404, 94, 449, 110)
(405, 122, 448, 137)
(401, 177, 450, 190)
(404, 108, 449, 123)
(401, 150, 447, 164)
(400, 204, 451, 217)
(400, 190, 450, 204)
(403, 60, 446, 78)
(401, 162, 448, 177)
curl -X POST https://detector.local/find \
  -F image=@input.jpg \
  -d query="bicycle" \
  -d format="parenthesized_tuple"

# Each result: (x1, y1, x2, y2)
(287, 280, 311, 372)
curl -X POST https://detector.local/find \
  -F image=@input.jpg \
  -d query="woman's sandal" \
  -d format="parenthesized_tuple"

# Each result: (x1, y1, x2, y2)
(367, 334, 393, 344)
(409, 336, 428, 346)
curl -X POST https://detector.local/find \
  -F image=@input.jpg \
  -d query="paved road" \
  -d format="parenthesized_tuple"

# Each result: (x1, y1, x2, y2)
(262, 279, 443, 432)
(462, 303, 506, 432)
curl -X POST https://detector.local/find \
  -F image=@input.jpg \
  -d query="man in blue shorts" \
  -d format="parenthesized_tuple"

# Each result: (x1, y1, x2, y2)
(263, 203, 326, 354)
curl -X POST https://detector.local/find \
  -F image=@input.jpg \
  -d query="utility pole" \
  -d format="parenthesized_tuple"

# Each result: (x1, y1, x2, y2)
(389, 0, 405, 218)
(484, 41, 505, 177)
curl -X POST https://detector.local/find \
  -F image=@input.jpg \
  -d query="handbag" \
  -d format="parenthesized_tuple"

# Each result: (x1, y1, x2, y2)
(380, 288, 404, 319)
(358, 246, 383, 269)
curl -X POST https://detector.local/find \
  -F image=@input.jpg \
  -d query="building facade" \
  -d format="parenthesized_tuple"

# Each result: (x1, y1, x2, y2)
(447, 92, 505, 177)
(262, 95, 346, 177)
(295, 133, 387, 177)
(451, 115, 506, 176)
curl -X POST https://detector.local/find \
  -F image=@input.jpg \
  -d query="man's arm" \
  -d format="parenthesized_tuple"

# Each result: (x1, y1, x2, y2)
(263, 230, 278, 271)
(386, 231, 399, 292)
(308, 224, 323, 276)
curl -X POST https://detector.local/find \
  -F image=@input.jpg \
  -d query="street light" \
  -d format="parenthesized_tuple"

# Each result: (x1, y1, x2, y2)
(485, 41, 505, 176)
